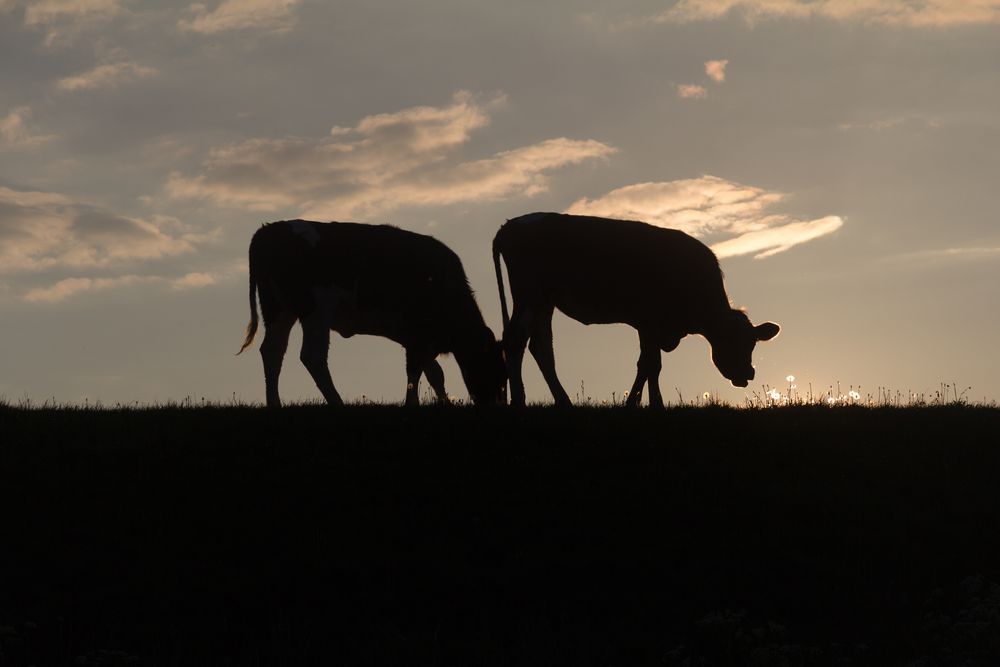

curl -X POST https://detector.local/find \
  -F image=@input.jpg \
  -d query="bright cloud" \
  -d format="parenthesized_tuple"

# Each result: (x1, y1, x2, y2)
(654, 0, 1000, 28)
(179, 0, 302, 34)
(0, 106, 56, 149)
(710, 216, 844, 258)
(167, 91, 616, 219)
(705, 59, 729, 82)
(0, 185, 212, 274)
(565, 175, 843, 259)
(677, 84, 708, 99)
(57, 61, 158, 91)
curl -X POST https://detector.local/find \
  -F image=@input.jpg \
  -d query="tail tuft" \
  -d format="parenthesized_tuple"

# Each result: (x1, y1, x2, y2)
(492, 233, 510, 331)
(237, 259, 259, 355)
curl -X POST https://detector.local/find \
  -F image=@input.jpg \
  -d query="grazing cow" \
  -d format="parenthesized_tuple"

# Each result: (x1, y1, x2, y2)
(492, 212, 780, 408)
(239, 220, 506, 408)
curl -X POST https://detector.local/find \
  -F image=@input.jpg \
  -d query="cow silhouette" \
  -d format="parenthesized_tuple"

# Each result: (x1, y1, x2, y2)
(492, 213, 780, 408)
(240, 220, 506, 408)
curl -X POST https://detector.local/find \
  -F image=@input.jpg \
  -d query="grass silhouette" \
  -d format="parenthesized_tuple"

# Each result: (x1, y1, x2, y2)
(1, 402, 998, 665)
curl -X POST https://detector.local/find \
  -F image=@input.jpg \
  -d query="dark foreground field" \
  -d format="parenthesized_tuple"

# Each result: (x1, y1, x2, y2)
(1, 405, 999, 666)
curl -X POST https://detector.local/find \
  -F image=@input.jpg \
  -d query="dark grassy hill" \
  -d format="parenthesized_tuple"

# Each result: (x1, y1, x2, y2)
(1, 404, 999, 666)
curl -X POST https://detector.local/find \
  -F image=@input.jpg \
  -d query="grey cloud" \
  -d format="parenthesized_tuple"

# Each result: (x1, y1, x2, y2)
(0, 106, 56, 148)
(23, 269, 226, 302)
(655, 0, 1000, 28)
(179, 0, 302, 34)
(167, 91, 615, 218)
(57, 61, 157, 91)
(19, 0, 124, 45)
(888, 246, 1000, 264)
(0, 184, 214, 274)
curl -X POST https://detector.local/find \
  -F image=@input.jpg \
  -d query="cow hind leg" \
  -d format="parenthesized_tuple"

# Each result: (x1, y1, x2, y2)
(260, 309, 296, 408)
(299, 314, 344, 407)
(527, 306, 571, 407)
(503, 304, 533, 407)
(422, 358, 450, 404)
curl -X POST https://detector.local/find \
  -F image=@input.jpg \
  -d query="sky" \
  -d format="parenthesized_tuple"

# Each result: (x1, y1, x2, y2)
(1, 0, 999, 406)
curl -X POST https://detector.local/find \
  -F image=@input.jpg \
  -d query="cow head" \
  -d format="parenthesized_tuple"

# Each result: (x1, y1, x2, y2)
(706, 310, 780, 388)
(459, 327, 508, 405)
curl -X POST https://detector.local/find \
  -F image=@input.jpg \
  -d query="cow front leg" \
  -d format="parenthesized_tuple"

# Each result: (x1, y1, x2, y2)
(625, 368, 646, 408)
(528, 306, 571, 407)
(637, 331, 664, 409)
(299, 316, 344, 406)
(403, 348, 429, 407)
(503, 305, 532, 407)
(259, 309, 296, 408)
(627, 330, 662, 408)
(422, 358, 451, 404)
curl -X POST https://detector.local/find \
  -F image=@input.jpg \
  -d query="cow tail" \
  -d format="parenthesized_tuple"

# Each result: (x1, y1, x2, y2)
(492, 234, 510, 331)
(237, 253, 259, 355)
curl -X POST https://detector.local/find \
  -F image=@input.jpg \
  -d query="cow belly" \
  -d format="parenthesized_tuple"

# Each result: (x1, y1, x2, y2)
(310, 285, 362, 337)
(554, 290, 637, 326)
(310, 285, 416, 344)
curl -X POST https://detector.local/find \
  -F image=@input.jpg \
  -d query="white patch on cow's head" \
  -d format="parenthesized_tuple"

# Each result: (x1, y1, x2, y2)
(288, 220, 321, 247)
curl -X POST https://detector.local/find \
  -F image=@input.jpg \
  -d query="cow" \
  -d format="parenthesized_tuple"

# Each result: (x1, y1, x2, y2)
(239, 220, 506, 408)
(492, 212, 780, 408)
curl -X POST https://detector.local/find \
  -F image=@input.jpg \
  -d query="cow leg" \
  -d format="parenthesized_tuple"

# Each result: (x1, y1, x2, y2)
(404, 348, 430, 407)
(299, 313, 344, 407)
(503, 304, 533, 407)
(528, 306, 572, 407)
(260, 309, 296, 408)
(637, 331, 664, 409)
(422, 359, 451, 404)
(625, 365, 646, 408)
(626, 330, 659, 408)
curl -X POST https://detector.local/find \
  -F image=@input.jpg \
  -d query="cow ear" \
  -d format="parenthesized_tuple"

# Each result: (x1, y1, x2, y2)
(755, 322, 780, 341)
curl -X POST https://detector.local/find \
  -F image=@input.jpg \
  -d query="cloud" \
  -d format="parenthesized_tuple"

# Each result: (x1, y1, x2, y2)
(705, 59, 729, 83)
(837, 115, 941, 131)
(0, 107, 56, 149)
(677, 84, 708, 99)
(23, 270, 225, 302)
(179, 0, 301, 34)
(20, 0, 124, 45)
(890, 246, 1000, 263)
(0, 185, 213, 274)
(24, 275, 150, 303)
(57, 61, 158, 91)
(709, 216, 844, 259)
(167, 91, 616, 218)
(653, 0, 1000, 28)
(22, 0, 122, 24)
(565, 175, 843, 259)
(170, 271, 217, 289)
